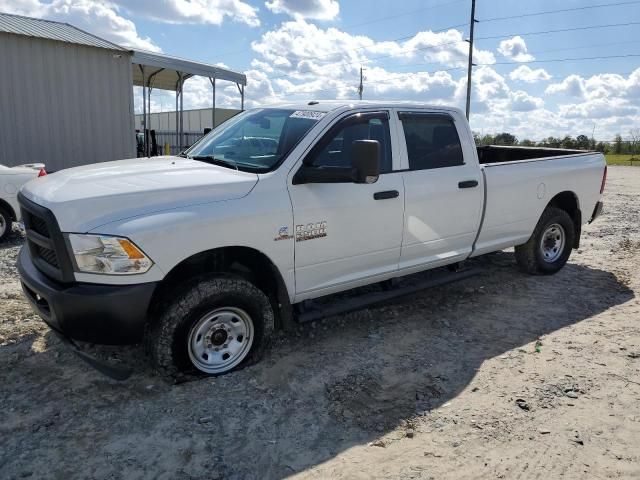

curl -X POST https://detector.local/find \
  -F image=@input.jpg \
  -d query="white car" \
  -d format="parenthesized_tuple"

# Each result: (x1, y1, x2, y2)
(0, 163, 46, 241)
(17, 102, 606, 378)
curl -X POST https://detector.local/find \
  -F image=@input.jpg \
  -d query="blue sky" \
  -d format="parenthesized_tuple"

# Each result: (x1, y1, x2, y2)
(2, 0, 639, 140)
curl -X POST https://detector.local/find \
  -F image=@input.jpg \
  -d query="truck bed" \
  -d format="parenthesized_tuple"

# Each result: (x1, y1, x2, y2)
(471, 150, 605, 258)
(477, 145, 588, 165)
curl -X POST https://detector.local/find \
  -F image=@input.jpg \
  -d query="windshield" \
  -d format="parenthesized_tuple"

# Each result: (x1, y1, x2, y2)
(184, 108, 323, 172)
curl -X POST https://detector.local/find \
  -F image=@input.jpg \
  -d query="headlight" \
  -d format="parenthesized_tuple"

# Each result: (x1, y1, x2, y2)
(68, 234, 154, 275)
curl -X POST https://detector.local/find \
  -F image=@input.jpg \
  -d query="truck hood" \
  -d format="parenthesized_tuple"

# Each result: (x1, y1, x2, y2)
(20, 156, 259, 232)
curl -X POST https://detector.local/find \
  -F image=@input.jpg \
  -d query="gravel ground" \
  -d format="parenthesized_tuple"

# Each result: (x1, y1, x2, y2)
(0, 167, 638, 480)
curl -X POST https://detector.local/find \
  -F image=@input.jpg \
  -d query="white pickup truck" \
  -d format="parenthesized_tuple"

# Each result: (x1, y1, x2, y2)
(0, 163, 46, 242)
(17, 102, 606, 378)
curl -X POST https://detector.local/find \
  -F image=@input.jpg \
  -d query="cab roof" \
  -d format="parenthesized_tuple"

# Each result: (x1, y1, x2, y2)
(262, 100, 463, 115)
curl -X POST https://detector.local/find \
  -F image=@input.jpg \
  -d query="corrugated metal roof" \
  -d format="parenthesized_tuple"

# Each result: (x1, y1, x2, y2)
(0, 12, 126, 51)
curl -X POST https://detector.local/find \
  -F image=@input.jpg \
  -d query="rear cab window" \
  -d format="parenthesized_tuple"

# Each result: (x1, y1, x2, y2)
(398, 112, 464, 170)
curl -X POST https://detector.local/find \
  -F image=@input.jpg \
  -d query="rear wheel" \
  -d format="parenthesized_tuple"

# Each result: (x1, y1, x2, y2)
(515, 207, 575, 275)
(146, 276, 274, 379)
(0, 206, 13, 242)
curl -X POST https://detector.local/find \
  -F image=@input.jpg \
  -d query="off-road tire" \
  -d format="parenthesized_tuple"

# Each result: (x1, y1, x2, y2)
(146, 275, 274, 380)
(0, 206, 13, 242)
(514, 206, 575, 275)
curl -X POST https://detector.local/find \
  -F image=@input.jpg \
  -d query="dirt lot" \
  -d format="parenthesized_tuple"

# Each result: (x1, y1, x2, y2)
(1, 167, 639, 480)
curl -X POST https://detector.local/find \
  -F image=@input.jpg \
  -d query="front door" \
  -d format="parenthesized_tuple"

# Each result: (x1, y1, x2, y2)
(288, 111, 405, 299)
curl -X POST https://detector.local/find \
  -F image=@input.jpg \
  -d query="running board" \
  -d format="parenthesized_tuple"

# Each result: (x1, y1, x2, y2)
(296, 267, 480, 324)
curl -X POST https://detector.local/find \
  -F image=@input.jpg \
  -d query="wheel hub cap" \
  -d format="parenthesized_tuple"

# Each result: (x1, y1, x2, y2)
(210, 329, 228, 346)
(540, 223, 565, 263)
(188, 307, 254, 374)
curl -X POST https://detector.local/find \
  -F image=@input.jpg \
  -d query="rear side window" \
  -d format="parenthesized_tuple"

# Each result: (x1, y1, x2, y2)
(310, 114, 393, 173)
(399, 113, 464, 170)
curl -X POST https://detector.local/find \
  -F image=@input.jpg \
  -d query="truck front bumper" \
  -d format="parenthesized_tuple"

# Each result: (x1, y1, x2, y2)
(17, 247, 157, 345)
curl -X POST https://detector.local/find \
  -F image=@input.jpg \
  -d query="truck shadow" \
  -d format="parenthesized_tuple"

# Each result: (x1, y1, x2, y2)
(2, 251, 635, 479)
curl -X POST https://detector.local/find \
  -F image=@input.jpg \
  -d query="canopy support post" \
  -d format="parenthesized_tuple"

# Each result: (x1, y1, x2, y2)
(139, 65, 147, 157)
(179, 75, 184, 151)
(144, 68, 164, 157)
(236, 83, 244, 111)
(175, 73, 182, 154)
(209, 77, 216, 129)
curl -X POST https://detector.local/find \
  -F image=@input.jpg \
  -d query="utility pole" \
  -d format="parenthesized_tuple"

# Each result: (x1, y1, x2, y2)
(358, 66, 364, 100)
(465, 0, 477, 120)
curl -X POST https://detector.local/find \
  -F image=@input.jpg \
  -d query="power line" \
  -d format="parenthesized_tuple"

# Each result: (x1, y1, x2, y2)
(479, 0, 640, 23)
(475, 21, 640, 42)
(525, 39, 640, 56)
(270, 20, 640, 82)
(477, 53, 640, 67)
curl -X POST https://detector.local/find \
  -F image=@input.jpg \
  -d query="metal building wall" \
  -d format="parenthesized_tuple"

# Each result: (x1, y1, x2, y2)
(0, 33, 135, 171)
(135, 107, 240, 133)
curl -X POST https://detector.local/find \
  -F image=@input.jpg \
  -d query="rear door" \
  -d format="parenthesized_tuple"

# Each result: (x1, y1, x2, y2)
(288, 110, 405, 299)
(397, 110, 483, 270)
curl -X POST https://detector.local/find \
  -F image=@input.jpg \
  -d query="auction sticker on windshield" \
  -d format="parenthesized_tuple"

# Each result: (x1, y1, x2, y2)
(290, 111, 326, 120)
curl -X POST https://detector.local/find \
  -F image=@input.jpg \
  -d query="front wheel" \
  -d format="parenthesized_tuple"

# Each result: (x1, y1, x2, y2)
(514, 207, 575, 275)
(146, 276, 274, 379)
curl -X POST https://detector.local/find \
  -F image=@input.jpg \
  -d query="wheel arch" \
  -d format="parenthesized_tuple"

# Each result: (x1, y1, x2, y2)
(546, 191, 581, 248)
(149, 246, 294, 330)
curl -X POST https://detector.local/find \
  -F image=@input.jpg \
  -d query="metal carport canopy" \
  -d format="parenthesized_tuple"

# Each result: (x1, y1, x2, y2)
(131, 49, 247, 156)
(131, 49, 246, 90)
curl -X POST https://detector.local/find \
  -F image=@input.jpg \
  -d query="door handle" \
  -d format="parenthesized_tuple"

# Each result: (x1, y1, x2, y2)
(373, 190, 399, 200)
(458, 180, 479, 189)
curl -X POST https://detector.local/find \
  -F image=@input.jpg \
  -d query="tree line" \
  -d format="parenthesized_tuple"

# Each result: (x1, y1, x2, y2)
(473, 130, 640, 155)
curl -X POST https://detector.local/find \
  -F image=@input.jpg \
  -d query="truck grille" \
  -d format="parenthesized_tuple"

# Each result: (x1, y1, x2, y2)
(30, 216, 50, 238)
(18, 193, 74, 283)
(34, 243, 60, 268)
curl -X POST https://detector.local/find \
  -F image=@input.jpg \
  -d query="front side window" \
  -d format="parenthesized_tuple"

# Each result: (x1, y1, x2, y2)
(309, 113, 393, 173)
(399, 113, 464, 170)
(185, 108, 322, 172)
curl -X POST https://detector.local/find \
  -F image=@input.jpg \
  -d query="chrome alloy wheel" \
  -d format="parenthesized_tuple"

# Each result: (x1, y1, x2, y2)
(187, 307, 254, 374)
(539, 223, 565, 263)
(0, 214, 6, 237)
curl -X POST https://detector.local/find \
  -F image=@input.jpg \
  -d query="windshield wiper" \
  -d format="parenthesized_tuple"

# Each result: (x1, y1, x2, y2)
(188, 155, 238, 171)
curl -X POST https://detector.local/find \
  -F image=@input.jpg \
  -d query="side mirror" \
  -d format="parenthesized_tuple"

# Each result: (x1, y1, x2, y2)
(351, 139, 380, 184)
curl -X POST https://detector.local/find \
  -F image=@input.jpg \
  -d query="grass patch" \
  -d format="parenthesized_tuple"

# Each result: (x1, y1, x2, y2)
(606, 154, 640, 166)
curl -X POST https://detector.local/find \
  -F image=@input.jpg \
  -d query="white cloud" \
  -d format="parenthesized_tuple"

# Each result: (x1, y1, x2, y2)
(250, 20, 495, 83)
(251, 20, 371, 79)
(114, 0, 260, 27)
(545, 74, 586, 97)
(509, 90, 544, 111)
(265, 0, 339, 20)
(0, 0, 162, 51)
(509, 65, 551, 83)
(497, 36, 534, 63)
(559, 98, 637, 119)
(400, 29, 496, 67)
